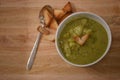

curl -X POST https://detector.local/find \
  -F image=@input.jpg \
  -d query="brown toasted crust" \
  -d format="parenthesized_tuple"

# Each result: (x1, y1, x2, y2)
(62, 2, 72, 13)
(58, 12, 72, 24)
(49, 18, 58, 30)
(54, 2, 72, 21)
(43, 9, 53, 27)
(54, 9, 66, 20)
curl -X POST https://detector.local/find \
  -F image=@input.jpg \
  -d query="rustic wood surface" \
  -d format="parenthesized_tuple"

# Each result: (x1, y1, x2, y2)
(0, 0, 120, 80)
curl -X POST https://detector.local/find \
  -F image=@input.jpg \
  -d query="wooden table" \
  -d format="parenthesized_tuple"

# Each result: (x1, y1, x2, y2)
(0, 0, 120, 80)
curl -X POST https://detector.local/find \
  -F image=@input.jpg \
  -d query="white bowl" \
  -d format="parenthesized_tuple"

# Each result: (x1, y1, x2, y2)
(55, 12, 112, 67)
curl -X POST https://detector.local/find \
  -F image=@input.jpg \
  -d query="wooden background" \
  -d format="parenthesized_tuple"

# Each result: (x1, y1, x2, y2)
(0, 0, 120, 80)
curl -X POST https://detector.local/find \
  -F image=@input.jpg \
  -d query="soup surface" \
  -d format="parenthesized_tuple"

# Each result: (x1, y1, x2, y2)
(58, 17, 108, 64)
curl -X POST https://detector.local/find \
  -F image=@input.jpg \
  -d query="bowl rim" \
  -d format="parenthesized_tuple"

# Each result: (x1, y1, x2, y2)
(55, 12, 112, 67)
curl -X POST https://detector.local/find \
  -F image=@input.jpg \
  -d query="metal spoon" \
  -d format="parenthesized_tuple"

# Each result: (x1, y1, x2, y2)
(26, 5, 54, 70)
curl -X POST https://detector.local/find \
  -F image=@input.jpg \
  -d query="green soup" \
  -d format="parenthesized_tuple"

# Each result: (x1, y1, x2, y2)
(58, 17, 108, 64)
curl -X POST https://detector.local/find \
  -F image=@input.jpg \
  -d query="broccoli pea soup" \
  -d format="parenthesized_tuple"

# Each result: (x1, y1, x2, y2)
(58, 17, 108, 65)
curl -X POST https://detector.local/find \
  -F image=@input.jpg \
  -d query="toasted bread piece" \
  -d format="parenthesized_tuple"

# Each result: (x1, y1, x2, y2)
(43, 28, 56, 41)
(74, 34, 90, 46)
(63, 2, 72, 13)
(49, 18, 58, 30)
(43, 9, 53, 26)
(54, 2, 72, 21)
(38, 2, 73, 42)
(44, 34, 55, 42)
(54, 9, 66, 20)
(58, 12, 72, 24)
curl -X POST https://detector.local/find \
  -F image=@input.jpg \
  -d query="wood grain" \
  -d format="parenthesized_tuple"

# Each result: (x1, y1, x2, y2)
(0, 0, 120, 80)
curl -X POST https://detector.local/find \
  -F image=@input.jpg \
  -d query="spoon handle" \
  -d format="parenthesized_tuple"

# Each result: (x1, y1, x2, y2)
(26, 32, 42, 70)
